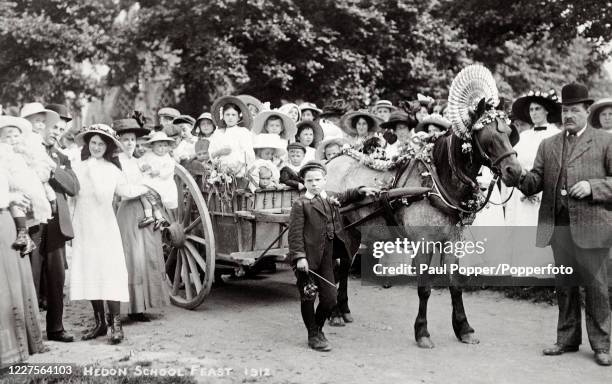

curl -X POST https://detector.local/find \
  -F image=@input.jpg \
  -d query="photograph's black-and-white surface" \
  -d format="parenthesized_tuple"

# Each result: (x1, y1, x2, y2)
(0, 0, 611, 383)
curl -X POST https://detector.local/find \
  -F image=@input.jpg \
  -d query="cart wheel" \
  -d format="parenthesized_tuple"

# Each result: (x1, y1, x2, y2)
(162, 164, 215, 309)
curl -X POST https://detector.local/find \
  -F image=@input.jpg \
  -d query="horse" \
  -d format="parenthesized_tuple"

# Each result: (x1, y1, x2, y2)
(325, 98, 523, 348)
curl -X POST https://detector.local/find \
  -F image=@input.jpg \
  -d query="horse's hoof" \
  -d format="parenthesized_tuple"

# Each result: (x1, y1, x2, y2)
(328, 316, 345, 327)
(460, 333, 480, 344)
(416, 337, 435, 349)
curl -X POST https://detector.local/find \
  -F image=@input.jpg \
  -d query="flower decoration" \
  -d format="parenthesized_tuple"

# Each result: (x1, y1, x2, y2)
(461, 142, 472, 154)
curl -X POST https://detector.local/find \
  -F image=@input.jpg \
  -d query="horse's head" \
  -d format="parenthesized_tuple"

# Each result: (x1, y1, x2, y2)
(470, 98, 522, 186)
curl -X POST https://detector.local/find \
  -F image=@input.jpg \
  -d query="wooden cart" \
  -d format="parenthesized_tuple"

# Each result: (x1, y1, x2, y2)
(161, 164, 301, 309)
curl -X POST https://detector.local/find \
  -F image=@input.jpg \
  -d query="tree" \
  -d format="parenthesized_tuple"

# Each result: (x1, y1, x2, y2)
(0, 0, 120, 106)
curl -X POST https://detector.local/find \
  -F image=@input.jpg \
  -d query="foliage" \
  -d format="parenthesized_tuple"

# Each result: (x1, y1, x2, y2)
(0, 0, 120, 106)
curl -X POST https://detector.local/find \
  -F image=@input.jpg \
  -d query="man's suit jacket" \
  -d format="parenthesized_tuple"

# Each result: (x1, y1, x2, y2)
(519, 126, 612, 249)
(43, 146, 79, 253)
(288, 188, 364, 270)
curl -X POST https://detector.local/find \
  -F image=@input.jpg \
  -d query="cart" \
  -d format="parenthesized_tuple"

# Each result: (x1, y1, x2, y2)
(161, 164, 302, 309)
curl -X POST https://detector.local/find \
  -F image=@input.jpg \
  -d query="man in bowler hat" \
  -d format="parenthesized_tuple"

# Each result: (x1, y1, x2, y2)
(519, 83, 612, 366)
(30, 103, 79, 342)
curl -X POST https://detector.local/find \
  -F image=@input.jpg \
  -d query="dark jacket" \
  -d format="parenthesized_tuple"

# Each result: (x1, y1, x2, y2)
(519, 126, 612, 248)
(288, 188, 364, 270)
(280, 166, 303, 189)
(43, 146, 79, 253)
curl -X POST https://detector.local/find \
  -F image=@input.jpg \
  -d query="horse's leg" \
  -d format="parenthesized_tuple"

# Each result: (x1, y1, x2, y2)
(449, 273, 479, 344)
(414, 251, 434, 348)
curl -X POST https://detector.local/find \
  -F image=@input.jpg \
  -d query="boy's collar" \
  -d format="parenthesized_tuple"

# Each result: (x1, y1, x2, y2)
(304, 190, 328, 199)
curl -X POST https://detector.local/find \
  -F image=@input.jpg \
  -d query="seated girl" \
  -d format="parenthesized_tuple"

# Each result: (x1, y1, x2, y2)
(247, 133, 285, 192)
(138, 132, 178, 230)
(295, 120, 323, 162)
(279, 142, 306, 190)
(339, 111, 383, 151)
(315, 138, 347, 164)
(252, 110, 297, 164)
(208, 96, 255, 184)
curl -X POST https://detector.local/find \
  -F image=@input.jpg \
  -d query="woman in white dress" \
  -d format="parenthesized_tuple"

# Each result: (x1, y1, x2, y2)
(505, 90, 561, 276)
(70, 124, 148, 344)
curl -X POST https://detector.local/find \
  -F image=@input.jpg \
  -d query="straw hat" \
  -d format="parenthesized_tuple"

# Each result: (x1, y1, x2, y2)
(112, 118, 149, 138)
(0, 116, 32, 134)
(588, 98, 612, 128)
(315, 137, 348, 161)
(511, 89, 561, 124)
(296, 120, 324, 146)
(372, 100, 396, 113)
(251, 110, 297, 140)
(340, 111, 382, 137)
(75, 124, 123, 149)
(147, 131, 176, 144)
(278, 103, 302, 122)
(211, 96, 252, 129)
(299, 102, 322, 116)
(414, 113, 451, 134)
(253, 133, 287, 158)
(20, 102, 60, 129)
(158, 107, 181, 119)
(172, 115, 196, 126)
(238, 95, 264, 114)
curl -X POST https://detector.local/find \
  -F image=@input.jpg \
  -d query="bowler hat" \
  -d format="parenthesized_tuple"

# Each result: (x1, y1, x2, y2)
(560, 83, 593, 106)
(299, 161, 327, 178)
(46, 104, 72, 122)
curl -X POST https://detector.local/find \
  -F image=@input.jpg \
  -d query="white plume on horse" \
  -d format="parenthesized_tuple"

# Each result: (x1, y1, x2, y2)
(447, 64, 499, 140)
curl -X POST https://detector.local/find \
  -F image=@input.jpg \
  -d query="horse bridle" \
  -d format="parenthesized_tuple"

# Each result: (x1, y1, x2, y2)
(472, 116, 517, 176)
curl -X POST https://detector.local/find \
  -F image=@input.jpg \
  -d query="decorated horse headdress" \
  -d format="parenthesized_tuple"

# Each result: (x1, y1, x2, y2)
(447, 65, 511, 142)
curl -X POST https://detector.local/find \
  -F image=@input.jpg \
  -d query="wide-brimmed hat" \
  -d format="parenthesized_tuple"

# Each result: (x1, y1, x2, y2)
(415, 113, 452, 134)
(299, 102, 322, 116)
(340, 111, 382, 136)
(380, 111, 416, 130)
(299, 160, 327, 178)
(192, 112, 215, 135)
(158, 107, 180, 119)
(588, 98, 612, 128)
(251, 110, 297, 140)
(237, 95, 263, 114)
(319, 99, 348, 118)
(173, 115, 196, 126)
(46, 104, 72, 122)
(112, 118, 149, 138)
(0, 116, 32, 134)
(75, 124, 124, 150)
(147, 131, 176, 144)
(511, 90, 561, 124)
(278, 103, 301, 122)
(211, 96, 252, 129)
(253, 133, 287, 157)
(561, 83, 594, 106)
(296, 120, 324, 146)
(372, 100, 396, 113)
(20, 102, 60, 129)
(315, 137, 348, 161)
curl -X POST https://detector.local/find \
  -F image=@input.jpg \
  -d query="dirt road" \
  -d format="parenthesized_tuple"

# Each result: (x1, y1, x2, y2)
(26, 265, 610, 384)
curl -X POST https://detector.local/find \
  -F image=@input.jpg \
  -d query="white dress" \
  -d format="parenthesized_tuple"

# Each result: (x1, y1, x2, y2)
(138, 152, 178, 209)
(209, 126, 255, 178)
(70, 157, 147, 301)
(504, 124, 560, 274)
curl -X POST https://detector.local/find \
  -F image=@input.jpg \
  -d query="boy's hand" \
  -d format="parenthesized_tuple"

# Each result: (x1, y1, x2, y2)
(298, 183, 305, 190)
(296, 258, 309, 272)
(359, 186, 380, 196)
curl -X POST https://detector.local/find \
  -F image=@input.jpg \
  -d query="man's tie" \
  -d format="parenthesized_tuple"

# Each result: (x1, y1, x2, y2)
(533, 126, 547, 131)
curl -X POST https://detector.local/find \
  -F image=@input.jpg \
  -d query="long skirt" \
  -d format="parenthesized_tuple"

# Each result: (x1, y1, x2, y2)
(117, 199, 168, 314)
(0, 211, 45, 368)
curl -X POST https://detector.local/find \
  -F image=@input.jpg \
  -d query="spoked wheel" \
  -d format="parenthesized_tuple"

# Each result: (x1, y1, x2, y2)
(162, 164, 215, 309)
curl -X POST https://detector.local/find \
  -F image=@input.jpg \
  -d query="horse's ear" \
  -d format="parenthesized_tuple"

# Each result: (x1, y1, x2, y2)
(476, 98, 487, 116)
(497, 98, 506, 111)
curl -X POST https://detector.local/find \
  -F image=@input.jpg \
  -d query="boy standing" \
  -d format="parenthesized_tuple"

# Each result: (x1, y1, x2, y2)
(288, 161, 377, 351)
